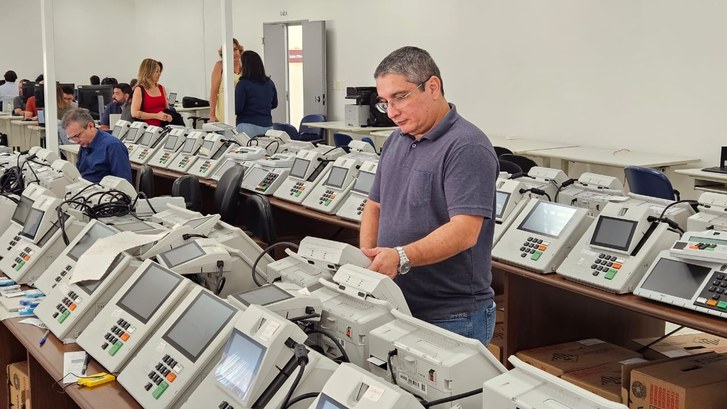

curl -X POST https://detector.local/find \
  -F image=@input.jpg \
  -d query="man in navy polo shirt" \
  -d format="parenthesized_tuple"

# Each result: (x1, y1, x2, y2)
(360, 46, 499, 345)
(62, 108, 131, 184)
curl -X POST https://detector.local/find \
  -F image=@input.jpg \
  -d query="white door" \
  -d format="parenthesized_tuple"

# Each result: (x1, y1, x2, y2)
(263, 23, 288, 123)
(302, 21, 327, 117)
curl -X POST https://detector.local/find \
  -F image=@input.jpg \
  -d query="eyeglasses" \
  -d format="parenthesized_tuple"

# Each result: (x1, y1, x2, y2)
(67, 124, 88, 141)
(375, 82, 426, 113)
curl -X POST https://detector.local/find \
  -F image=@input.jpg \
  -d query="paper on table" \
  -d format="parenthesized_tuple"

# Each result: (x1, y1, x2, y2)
(18, 317, 46, 328)
(63, 351, 87, 384)
(70, 231, 165, 284)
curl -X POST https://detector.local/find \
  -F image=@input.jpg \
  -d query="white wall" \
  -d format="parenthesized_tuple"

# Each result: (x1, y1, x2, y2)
(1, 0, 725, 197)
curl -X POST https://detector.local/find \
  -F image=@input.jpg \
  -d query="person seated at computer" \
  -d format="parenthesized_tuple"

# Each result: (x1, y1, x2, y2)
(0, 70, 18, 110)
(99, 83, 132, 130)
(61, 108, 131, 183)
(89, 75, 100, 85)
(23, 74, 44, 120)
(11, 79, 29, 116)
(235, 50, 278, 137)
(130, 58, 171, 127)
(209, 38, 243, 123)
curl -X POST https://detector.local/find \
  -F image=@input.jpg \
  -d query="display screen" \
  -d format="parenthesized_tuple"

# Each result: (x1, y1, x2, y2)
(232, 285, 293, 307)
(162, 291, 237, 362)
(590, 216, 638, 252)
(11, 196, 33, 225)
(352, 171, 375, 195)
(68, 222, 118, 262)
(164, 135, 178, 150)
(316, 394, 348, 409)
(200, 140, 214, 156)
(325, 166, 348, 189)
(20, 208, 43, 239)
(139, 130, 153, 146)
(306, 161, 328, 182)
(496, 191, 510, 219)
(117, 263, 183, 324)
(128, 126, 143, 142)
(112, 125, 122, 137)
(289, 158, 310, 179)
(214, 329, 267, 402)
(181, 137, 196, 153)
(640, 258, 711, 299)
(517, 201, 578, 239)
(157, 241, 206, 268)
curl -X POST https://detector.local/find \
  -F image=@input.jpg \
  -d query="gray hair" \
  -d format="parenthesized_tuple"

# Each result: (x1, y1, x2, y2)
(61, 108, 94, 130)
(374, 46, 444, 95)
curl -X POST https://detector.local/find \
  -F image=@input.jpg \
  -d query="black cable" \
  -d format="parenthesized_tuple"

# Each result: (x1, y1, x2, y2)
(281, 345, 309, 409)
(251, 241, 300, 287)
(321, 146, 343, 156)
(422, 387, 483, 408)
(305, 328, 350, 363)
(133, 191, 158, 215)
(519, 187, 552, 202)
(265, 139, 280, 154)
(288, 313, 321, 322)
(636, 325, 684, 354)
(554, 178, 576, 202)
(388, 349, 398, 385)
(282, 392, 318, 408)
(215, 260, 226, 295)
(657, 199, 698, 222)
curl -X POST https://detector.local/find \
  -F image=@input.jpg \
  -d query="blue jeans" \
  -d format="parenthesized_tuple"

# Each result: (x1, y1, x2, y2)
(236, 123, 272, 138)
(427, 299, 496, 346)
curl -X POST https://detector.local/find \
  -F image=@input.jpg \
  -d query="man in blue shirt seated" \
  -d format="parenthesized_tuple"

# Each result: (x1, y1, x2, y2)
(61, 108, 132, 183)
(99, 83, 132, 130)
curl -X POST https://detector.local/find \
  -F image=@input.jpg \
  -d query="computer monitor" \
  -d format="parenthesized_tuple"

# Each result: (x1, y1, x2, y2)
(33, 83, 44, 108)
(37, 109, 45, 127)
(21, 82, 36, 104)
(167, 92, 177, 106)
(77, 85, 113, 119)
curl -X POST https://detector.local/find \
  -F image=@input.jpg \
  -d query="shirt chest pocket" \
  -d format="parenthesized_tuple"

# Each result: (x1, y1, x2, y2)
(407, 170, 433, 208)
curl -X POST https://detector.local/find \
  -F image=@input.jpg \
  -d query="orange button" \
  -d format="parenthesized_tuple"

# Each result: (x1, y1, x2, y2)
(707, 300, 718, 306)
(23, 255, 30, 261)
(612, 263, 622, 269)
(689, 245, 699, 249)
(68, 303, 76, 311)
(166, 372, 177, 382)
(538, 245, 546, 251)
(120, 333, 129, 342)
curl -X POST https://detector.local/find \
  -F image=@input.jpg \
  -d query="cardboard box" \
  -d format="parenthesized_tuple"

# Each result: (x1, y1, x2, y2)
(493, 294, 505, 324)
(562, 361, 625, 403)
(487, 322, 505, 362)
(628, 352, 727, 409)
(632, 332, 727, 360)
(7, 361, 29, 409)
(516, 338, 642, 377)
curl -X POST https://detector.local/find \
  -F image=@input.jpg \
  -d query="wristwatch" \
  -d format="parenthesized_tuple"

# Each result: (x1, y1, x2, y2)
(395, 246, 411, 275)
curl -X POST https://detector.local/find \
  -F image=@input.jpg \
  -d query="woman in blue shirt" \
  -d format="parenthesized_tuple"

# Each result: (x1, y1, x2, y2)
(234, 51, 278, 138)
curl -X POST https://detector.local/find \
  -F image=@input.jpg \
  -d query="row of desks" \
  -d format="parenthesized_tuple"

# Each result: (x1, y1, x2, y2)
(0, 113, 44, 152)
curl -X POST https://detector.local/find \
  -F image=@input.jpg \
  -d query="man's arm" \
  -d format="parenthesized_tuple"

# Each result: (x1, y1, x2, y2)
(108, 143, 132, 183)
(364, 214, 484, 278)
(359, 198, 381, 250)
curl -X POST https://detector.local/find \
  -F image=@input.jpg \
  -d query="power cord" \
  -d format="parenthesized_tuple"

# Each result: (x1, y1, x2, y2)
(251, 241, 300, 287)
(388, 349, 398, 385)
(281, 344, 309, 409)
(421, 387, 483, 408)
(304, 327, 350, 363)
(519, 187, 552, 202)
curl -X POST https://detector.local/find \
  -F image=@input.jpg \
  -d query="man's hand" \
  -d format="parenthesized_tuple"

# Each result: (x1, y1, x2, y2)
(361, 247, 399, 279)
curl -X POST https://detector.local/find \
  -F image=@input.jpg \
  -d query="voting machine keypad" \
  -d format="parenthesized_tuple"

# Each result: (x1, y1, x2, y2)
(53, 291, 82, 323)
(137, 148, 151, 161)
(318, 190, 337, 207)
(289, 181, 306, 197)
(589, 253, 624, 280)
(196, 160, 214, 174)
(10, 244, 33, 272)
(144, 353, 182, 399)
(158, 152, 173, 165)
(695, 272, 727, 312)
(356, 198, 368, 216)
(102, 318, 136, 357)
(519, 237, 549, 261)
(51, 265, 73, 289)
(218, 401, 236, 409)
(255, 173, 280, 192)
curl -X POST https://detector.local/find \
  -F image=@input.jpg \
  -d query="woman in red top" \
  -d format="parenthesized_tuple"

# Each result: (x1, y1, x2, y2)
(130, 58, 171, 126)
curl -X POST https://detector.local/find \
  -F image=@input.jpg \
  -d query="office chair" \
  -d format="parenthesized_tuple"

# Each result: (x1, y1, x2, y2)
(499, 159, 523, 179)
(333, 132, 353, 150)
(624, 166, 680, 201)
(499, 154, 538, 174)
(272, 122, 301, 140)
(243, 194, 277, 246)
(214, 164, 245, 224)
(361, 136, 376, 150)
(135, 165, 155, 198)
(171, 174, 202, 212)
(299, 114, 326, 142)
(494, 146, 513, 157)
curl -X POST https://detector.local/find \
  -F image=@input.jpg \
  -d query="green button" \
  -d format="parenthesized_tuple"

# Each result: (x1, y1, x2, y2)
(295, 191, 301, 197)
(58, 310, 70, 323)
(108, 341, 123, 356)
(531, 252, 542, 261)
(706, 247, 715, 251)
(717, 301, 727, 310)
(605, 269, 617, 280)
(152, 381, 169, 399)
(14, 262, 23, 271)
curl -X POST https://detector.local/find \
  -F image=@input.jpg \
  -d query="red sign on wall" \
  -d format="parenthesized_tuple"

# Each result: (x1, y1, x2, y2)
(289, 49, 303, 63)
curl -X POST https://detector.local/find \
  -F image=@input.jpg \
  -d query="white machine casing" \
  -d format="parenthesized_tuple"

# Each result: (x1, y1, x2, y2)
(0, 195, 16, 235)
(493, 178, 528, 246)
(307, 363, 424, 409)
(62, 176, 137, 223)
(264, 129, 316, 154)
(368, 309, 506, 409)
(311, 264, 411, 368)
(687, 192, 727, 232)
(0, 183, 49, 243)
(128, 125, 164, 164)
(227, 282, 323, 321)
(34, 254, 140, 341)
(202, 121, 240, 140)
(669, 229, 727, 264)
(492, 198, 592, 273)
(111, 119, 132, 140)
(265, 236, 372, 289)
(624, 192, 694, 231)
(336, 160, 379, 222)
(209, 145, 266, 181)
(481, 356, 628, 409)
(556, 172, 625, 217)
(240, 152, 296, 195)
(273, 145, 344, 204)
(166, 130, 207, 172)
(148, 127, 189, 169)
(117, 287, 241, 409)
(0, 195, 82, 284)
(123, 121, 149, 149)
(519, 166, 569, 201)
(76, 260, 193, 373)
(186, 132, 233, 179)
(557, 202, 680, 294)
(150, 204, 220, 235)
(32, 220, 120, 295)
(634, 247, 727, 319)
(302, 155, 365, 214)
(178, 305, 335, 409)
